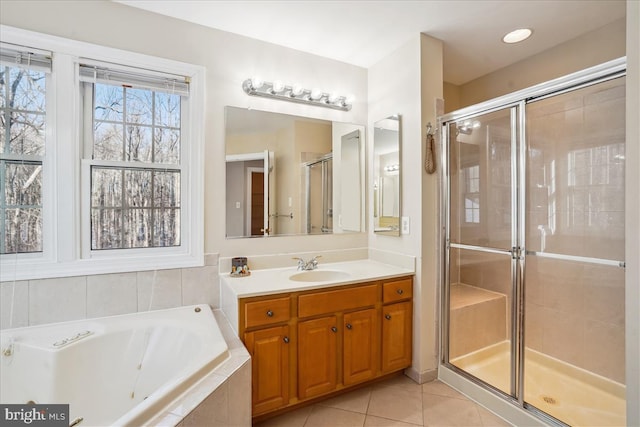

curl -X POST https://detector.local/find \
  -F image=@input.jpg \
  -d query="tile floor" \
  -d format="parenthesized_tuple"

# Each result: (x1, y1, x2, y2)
(255, 375, 512, 427)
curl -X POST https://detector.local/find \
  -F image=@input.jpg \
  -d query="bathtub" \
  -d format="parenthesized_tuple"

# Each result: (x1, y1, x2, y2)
(0, 305, 230, 427)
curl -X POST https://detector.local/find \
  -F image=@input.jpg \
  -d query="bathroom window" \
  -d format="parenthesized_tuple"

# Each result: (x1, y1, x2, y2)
(0, 45, 51, 255)
(1, 26, 205, 281)
(80, 68, 187, 250)
(463, 165, 480, 223)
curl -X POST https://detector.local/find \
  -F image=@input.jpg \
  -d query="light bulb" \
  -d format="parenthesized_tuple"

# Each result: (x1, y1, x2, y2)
(251, 76, 263, 89)
(310, 88, 323, 100)
(291, 84, 304, 97)
(272, 80, 284, 93)
(328, 92, 340, 103)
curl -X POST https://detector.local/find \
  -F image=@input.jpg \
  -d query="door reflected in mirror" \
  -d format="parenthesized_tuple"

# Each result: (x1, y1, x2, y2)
(373, 115, 401, 236)
(225, 107, 365, 238)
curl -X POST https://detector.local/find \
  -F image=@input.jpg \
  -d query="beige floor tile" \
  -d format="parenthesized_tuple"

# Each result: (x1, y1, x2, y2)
(304, 406, 366, 427)
(373, 374, 423, 393)
(423, 394, 483, 427)
(364, 415, 422, 426)
(475, 405, 512, 426)
(317, 386, 372, 413)
(254, 406, 312, 427)
(422, 380, 466, 400)
(368, 384, 424, 425)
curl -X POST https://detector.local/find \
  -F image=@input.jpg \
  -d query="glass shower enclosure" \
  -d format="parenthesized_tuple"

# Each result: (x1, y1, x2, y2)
(440, 59, 626, 426)
(304, 154, 333, 234)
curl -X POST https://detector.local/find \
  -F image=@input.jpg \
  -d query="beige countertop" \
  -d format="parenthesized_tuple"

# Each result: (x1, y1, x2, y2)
(220, 258, 415, 333)
(221, 259, 414, 299)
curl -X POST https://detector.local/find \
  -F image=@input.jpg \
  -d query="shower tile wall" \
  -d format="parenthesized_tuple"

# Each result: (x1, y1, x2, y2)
(525, 257, 625, 384)
(0, 253, 220, 329)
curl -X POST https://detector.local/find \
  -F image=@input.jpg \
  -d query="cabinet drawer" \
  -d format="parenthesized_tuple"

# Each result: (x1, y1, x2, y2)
(298, 284, 378, 318)
(382, 278, 412, 303)
(244, 297, 291, 328)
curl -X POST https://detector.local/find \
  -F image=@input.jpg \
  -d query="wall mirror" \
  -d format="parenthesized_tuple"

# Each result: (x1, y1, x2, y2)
(373, 115, 401, 236)
(225, 106, 365, 238)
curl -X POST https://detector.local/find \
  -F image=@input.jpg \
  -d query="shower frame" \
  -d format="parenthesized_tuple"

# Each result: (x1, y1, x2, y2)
(304, 153, 333, 234)
(438, 57, 627, 426)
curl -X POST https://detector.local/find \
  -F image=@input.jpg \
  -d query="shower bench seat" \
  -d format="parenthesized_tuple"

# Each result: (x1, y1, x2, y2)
(449, 283, 507, 359)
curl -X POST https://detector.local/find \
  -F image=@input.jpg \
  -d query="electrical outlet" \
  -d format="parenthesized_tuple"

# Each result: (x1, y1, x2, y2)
(401, 216, 410, 234)
(235, 202, 241, 209)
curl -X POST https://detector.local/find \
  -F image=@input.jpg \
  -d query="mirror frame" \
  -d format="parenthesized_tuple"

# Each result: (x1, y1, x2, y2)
(373, 114, 402, 236)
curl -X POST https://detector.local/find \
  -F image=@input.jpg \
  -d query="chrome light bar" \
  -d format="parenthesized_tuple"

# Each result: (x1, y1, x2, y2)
(242, 78, 353, 111)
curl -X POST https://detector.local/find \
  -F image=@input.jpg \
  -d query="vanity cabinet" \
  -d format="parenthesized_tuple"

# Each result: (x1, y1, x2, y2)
(381, 278, 413, 373)
(239, 276, 413, 419)
(244, 325, 290, 414)
(298, 316, 338, 399)
(343, 308, 378, 385)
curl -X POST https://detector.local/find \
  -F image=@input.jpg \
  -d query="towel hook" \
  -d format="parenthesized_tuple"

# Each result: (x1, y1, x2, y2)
(426, 122, 435, 136)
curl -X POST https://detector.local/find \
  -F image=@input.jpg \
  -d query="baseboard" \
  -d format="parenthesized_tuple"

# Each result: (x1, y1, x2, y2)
(404, 366, 438, 384)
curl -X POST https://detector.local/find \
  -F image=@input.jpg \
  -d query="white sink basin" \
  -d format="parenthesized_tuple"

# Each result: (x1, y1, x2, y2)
(289, 270, 351, 282)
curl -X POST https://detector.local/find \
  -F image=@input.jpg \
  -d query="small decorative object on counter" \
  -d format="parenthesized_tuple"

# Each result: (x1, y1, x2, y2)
(231, 257, 250, 277)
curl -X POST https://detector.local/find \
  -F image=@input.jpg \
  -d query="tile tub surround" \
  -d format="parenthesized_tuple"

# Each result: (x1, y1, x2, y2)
(0, 253, 220, 329)
(148, 310, 251, 427)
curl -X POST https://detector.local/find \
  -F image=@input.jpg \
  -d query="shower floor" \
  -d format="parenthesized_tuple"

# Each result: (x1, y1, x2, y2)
(451, 341, 626, 426)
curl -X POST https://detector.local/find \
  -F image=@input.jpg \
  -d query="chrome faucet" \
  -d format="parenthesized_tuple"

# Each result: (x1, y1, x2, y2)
(293, 255, 322, 271)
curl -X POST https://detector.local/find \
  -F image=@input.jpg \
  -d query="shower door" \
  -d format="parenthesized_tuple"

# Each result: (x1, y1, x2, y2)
(523, 75, 626, 426)
(444, 105, 521, 396)
(442, 60, 626, 426)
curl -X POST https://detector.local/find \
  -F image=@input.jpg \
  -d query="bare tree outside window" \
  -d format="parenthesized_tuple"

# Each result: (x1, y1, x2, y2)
(90, 82, 181, 250)
(0, 66, 46, 254)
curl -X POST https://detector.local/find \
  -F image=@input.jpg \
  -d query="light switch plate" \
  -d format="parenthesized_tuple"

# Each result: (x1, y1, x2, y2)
(401, 216, 410, 234)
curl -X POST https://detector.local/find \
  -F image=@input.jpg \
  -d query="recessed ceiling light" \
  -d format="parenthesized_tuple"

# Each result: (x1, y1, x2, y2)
(502, 28, 533, 44)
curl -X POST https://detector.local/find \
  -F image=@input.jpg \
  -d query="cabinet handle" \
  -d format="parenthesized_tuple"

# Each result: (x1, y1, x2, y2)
(266, 310, 274, 317)
(397, 289, 404, 295)
(346, 323, 353, 330)
(331, 326, 338, 333)
(283, 336, 290, 343)
(385, 314, 392, 320)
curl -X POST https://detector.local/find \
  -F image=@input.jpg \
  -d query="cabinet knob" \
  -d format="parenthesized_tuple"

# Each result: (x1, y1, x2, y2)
(397, 289, 404, 295)
(266, 310, 274, 317)
(283, 336, 290, 343)
(346, 323, 353, 330)
(331, 326, 337, 333)
(385, 314, 391, 320)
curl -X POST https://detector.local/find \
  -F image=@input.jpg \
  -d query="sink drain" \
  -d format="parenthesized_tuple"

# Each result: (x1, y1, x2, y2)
(542, 395, 558, 405)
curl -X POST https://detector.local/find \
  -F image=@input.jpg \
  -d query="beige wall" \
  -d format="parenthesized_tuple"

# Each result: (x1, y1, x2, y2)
(368, 33, 444, 381)
(449, 18, 626, 110)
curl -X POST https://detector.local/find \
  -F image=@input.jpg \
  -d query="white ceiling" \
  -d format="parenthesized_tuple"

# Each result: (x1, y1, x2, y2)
(116, 0, 625, 85)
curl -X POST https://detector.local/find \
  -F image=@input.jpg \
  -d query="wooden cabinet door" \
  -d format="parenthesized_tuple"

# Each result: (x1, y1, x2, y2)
(298, 316, 337, 399)
(381, 301, 412, 373)
(244, 325, 290, 415)
(343, 308, 378, 385)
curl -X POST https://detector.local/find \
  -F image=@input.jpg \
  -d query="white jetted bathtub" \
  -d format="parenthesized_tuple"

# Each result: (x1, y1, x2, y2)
(0, 305, 230, 426)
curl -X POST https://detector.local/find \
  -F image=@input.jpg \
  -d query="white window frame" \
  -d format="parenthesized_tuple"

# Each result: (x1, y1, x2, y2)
(0, 26, 205, 281)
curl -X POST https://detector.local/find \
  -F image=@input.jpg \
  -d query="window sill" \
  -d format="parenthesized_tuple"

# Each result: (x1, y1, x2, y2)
(0, 252, 204, 282)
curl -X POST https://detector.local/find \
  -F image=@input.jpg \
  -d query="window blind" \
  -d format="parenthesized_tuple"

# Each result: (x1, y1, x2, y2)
(0, 42, 52, 72)
(79, 62, 189, 96)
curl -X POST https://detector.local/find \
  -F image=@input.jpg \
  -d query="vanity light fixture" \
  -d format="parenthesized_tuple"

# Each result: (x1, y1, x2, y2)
(242, 78, 353, 111)
(502, 28, 533, 44)
(384, 164, 400, 173)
